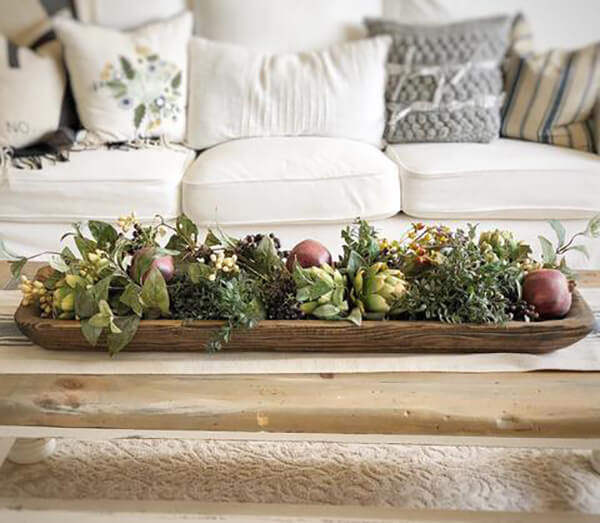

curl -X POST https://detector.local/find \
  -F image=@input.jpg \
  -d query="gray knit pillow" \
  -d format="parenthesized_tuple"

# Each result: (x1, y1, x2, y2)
(365, 16, 511, 144)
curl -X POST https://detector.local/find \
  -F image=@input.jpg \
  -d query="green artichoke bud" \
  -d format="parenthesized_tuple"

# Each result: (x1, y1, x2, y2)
(294, 263, 349, 320)
(53, 285, 76, 318)
(479, 229, 531, 264)
(352, 262, 407, 319)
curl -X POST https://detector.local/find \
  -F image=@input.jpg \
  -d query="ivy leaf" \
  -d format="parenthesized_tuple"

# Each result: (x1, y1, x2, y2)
(94, 276, 112, 302)
(134, 104, 146, 130)
(140, 267, 170, 315)
(49, 255, 69, 273)
(61, 246, 77, 262)
(88, 299, 114, 328)
(548, 220, 566, 248)
(107, 315, 140, 356)
(88, 221, 118, 250)
(188, 262, 212, 284)
(538, 235, 557, 266)
(176, 214, 198, 243)
(119, 56, 135, 79)
(120, 283, 143, 316)
(9, 258, 27, 280)
(171, 71, 181, 89)
(75, 287, 99, 319)
(254, 236, 284, 274)
(81, 319, 103, 347)
(74, 235, 97, 258)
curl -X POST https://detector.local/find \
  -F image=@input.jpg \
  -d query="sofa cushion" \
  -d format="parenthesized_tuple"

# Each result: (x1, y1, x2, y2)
(182, 137, 401, 225)
(386, 138, 600, 219)
(194, 0, 382, 52)
(186, 36, 391, 149)
(0, 147, 195, 222)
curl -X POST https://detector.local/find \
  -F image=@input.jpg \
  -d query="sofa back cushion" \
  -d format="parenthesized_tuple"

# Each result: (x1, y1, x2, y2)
(55, 12, 192, 144)
(366, 15, 511, 144)
(186, 36, 391, 149)
(501, 40, 600, 153)
(194, 0, 382, 52)
(382, 0, 600, 51)
(74, 0, 187, 29)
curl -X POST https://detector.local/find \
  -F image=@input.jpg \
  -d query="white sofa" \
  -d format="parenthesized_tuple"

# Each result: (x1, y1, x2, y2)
(1, 0, 599, 268)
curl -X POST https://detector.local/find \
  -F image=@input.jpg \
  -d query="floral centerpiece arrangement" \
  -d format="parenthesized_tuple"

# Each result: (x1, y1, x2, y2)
(7, 213, 600, 355)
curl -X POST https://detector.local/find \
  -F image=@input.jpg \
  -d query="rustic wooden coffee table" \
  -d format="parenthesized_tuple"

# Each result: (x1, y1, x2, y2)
(1, 262, 599, 522)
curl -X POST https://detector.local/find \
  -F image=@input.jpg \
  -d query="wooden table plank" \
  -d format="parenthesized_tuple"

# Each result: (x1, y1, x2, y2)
(1, 372, 599, 438)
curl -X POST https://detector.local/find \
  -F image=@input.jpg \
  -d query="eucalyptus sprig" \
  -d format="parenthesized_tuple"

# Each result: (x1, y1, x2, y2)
(538, 215, 600, 279)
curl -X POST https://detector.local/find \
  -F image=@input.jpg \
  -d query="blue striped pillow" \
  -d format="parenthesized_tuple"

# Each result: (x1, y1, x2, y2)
(501, 17, 600, 153)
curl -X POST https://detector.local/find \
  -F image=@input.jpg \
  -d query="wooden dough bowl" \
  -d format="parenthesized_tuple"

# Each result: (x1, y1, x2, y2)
(13, 290, 596, 354)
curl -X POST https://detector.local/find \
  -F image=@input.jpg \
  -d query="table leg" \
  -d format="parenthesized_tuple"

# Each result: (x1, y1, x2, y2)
(0, 438, 16, 467)
(7, 438, 56, 464)
(592, 450, 600, 474)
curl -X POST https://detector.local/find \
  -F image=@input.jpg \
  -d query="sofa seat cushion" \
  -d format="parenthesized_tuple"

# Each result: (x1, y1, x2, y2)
(0, 147, 195, 222)
(386, 139, 600, 219)
(182, 137, 401, 225)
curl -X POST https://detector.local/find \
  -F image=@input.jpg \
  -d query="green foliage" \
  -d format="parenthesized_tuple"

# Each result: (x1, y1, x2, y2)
(340, 218, 380, 271)
(538, 213, 600, 279)
(397, 227, 523, 324)
(169, 274, 264, 351)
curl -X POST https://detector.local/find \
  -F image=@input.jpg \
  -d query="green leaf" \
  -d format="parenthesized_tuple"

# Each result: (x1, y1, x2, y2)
(88, 221, 118, 250)
(171, 71, 182, 89)
(548, 220, 566, 248)
(74, 235, 97, 258)
(134, 104, 146, 130)
(81, 319, 103, 347)
(107, 315, 140, 356)
(94, 276, 112, 302)
(188, 262, 212, 284)
(254, 236, 284, 274)
(570, 244, 590, 259)
(120, 283, 143, 316)
(9, 258, 27, 279)
(75, 287, 99, 319)
(140, 267, 170, 315)
(347, 306, 363, 326)
(176, 214, 198, 243)
(345, 250, 367, 279)
(585, 214, 600, 238)
(89, 300, 113, 328)
(49, 255, 69, 273)
(119, 56, 135, 79)
(204, 227, 239, 250)
(0, 238, 21, 260)
(61, 246, 76, 262)
(147, 54, 159, 61)
(538, 235, 557, 265)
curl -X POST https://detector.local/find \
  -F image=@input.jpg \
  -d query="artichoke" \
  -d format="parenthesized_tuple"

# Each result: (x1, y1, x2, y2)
(479, 229, 531, 264)
(52, 274, 87, 319)
(352, 262, 407, 319)
(293, 263, 349, 319)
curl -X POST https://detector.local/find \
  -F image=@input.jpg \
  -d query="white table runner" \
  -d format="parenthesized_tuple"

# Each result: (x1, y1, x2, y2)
(1, 289, 599, 375)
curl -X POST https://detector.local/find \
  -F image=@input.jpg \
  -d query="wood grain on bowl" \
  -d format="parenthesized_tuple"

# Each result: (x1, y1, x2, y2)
(13, 291, 595, 354)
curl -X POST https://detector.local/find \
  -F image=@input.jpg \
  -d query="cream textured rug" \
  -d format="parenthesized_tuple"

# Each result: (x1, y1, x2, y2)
(1, 439, 599, 514)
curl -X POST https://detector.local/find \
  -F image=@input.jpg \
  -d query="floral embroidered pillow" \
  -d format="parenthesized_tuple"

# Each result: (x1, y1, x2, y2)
(54, 12, 192, 143)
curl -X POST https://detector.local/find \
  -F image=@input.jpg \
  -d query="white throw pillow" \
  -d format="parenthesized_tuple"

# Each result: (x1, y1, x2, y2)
(54, 12, 192, 143)
(186, 36, 392, 149)
(0, 35, 67, 149)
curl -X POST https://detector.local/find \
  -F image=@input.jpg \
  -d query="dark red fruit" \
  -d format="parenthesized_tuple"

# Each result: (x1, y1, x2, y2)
(523, 269, 572, 319)
(130, 247, 175, 284)
(286, 239, 332, 272)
